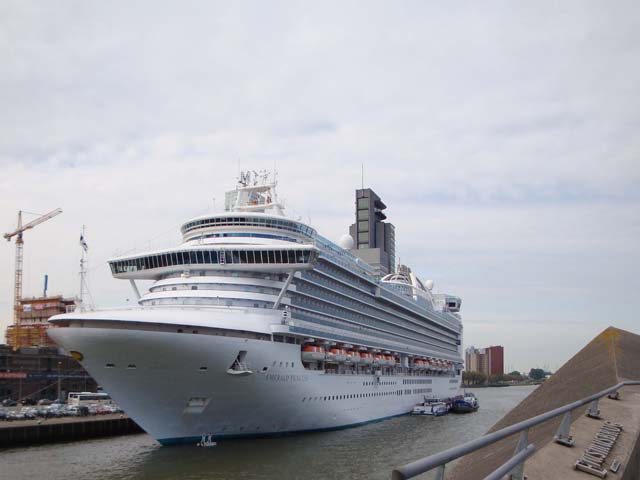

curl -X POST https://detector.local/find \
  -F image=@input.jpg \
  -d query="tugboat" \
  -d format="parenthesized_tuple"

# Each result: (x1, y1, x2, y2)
(412, 398, 450, 416)
(451, 392, 479, 413)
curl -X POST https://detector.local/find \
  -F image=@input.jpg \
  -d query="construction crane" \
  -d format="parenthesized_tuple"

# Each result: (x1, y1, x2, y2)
(4, 208, 63, 349)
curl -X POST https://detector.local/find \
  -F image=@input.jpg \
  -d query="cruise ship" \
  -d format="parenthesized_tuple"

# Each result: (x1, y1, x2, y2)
(49, 171, 464, 444)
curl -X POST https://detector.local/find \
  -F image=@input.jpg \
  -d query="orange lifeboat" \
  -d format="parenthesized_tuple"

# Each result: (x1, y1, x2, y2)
(346, 350, 361, 364)
(301, 345, 325, 362)
(327, 348, 348, 363)
(384, 355, 396, 366)
(359, 352, 373, 365)
(373, 354, 384, 365)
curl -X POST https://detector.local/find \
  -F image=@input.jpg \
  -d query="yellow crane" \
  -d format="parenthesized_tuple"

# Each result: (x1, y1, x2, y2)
(4, 208, 63, 349)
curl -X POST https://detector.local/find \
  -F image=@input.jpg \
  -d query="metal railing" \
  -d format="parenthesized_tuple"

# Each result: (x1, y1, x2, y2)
(391, 380, 640, 480)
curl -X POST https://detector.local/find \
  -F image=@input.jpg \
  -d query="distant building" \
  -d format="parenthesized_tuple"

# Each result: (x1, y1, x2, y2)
(465, 345, 504, 377)
(349, 188, 396, 277)
(5, 295, 76, 348)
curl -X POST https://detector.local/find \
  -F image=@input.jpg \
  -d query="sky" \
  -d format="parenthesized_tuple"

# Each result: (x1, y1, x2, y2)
(1, 1, 639, 373)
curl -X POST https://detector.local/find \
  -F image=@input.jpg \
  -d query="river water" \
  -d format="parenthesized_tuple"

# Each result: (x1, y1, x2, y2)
(1, 385, 536, 480)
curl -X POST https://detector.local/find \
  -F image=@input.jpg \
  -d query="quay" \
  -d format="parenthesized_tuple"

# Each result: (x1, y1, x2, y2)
(0, 414, 142, 448)
(392, 327, 640, 479)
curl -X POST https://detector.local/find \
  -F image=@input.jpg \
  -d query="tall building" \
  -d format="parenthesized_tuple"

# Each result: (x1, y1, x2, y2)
(348, 188, 396, 277)
(5, 295, 76, 348)
(465, 345, 504, 377)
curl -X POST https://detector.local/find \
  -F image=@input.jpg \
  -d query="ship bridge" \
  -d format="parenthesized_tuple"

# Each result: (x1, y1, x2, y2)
(109, 245, 320, 280)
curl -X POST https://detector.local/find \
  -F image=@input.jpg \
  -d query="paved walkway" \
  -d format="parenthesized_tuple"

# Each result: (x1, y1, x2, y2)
(525, 384, 640, 479)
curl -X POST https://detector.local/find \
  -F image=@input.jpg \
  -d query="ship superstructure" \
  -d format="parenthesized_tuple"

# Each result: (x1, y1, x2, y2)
(49, 171, 463, 444)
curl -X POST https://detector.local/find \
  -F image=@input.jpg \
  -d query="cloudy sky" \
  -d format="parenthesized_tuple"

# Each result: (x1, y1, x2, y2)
(1, 1, 639, 372)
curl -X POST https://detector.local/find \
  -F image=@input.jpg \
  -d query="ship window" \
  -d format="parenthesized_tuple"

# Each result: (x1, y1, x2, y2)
(358, 221, 368, 233)
(191, 286, 198, 290)
(357, 209, 369, 220)
(247, 251, 255, 264)
(225, 251, 233, 264)
(196, 251, 204, 264)
(275, 250, 282, 263)
(357, 198, 369, 209)
(232, 251, 241, 263)
(267, 251, 276, 263)
(203, 251, 211, 263)
(240, 251, 248, 263)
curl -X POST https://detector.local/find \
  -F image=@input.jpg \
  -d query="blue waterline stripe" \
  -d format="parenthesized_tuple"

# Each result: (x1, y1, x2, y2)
(157, 411, 410, 446)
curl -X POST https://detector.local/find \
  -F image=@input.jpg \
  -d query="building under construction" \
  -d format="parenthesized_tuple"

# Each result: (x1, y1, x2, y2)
(0, 345, 97, 402)
(5, 295, 76, 348)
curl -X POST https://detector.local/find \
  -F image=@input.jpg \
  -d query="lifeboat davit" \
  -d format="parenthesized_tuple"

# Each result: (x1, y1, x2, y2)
(301, 345, 325, 362)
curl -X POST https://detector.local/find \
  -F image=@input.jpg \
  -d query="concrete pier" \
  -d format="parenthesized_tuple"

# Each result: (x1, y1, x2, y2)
(0, 414, 143, 448)
(451, 327, 640, 479)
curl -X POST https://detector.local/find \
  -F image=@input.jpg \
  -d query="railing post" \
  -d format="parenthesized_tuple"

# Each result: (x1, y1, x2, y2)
(434, 464, 445, 480)
(509, 429, 528, 480)
(587, 399, 602, 419)
(554, 411, 574, 446)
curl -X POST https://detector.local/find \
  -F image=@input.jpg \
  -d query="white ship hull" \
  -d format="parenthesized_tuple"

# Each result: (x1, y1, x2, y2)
(49, 325, 461, 444)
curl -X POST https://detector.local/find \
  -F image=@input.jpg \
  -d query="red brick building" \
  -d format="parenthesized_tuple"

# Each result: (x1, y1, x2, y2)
(465, 345, 504, 376)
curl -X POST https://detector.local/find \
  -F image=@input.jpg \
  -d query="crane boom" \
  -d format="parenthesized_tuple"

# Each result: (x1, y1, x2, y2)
(4, 208, 62, 350)
(4, 208, 63, 241)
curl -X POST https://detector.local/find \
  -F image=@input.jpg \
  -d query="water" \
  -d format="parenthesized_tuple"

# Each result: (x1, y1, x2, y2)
(1, 386, 536, 480)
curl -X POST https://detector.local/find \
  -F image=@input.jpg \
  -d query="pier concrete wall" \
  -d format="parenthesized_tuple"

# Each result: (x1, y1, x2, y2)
(623, 422, 640, 480)
(0, 415, 143, 448)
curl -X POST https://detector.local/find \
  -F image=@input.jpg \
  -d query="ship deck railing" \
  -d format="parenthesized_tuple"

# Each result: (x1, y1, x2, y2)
(390, 380, 640, 480)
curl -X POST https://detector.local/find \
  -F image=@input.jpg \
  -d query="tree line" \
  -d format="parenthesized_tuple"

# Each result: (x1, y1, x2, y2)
(462, 369, 548, 385)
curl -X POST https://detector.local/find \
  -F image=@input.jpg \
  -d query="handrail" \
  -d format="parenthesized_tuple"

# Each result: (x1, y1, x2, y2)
(391, 380, 640, 480)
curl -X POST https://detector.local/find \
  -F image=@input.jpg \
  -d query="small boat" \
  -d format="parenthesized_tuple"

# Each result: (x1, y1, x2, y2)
(412, 399, 449, 416)
(451, 392, 479, 413)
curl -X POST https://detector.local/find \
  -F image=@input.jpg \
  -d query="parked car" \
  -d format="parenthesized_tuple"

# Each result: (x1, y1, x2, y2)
(62, 405, 80, 417)
(0, 408, 7, 420)
(20, 408, 37, 420)
(2, 399, 18, 407)
(37, 399, 52, 406)
(20, 398, 37, 406)
(47, 405, 64, 418)
(6, 411, 25, 421)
